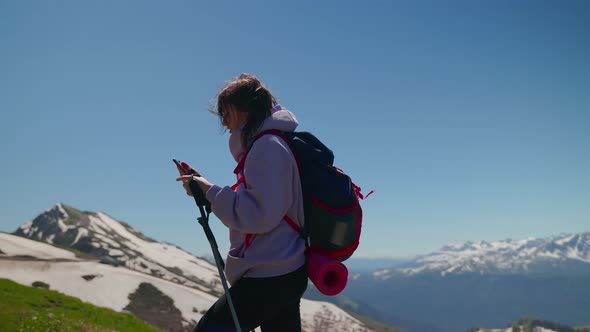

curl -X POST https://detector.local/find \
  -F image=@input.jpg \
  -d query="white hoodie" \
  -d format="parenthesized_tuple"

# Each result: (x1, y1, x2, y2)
(205, 106, 306, 284)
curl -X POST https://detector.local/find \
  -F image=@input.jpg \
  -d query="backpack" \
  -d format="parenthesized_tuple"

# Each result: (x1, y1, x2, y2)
(239, 129, 373, 262)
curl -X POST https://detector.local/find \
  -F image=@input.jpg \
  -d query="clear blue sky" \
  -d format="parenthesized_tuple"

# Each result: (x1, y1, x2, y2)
(1, 1, 589, 258)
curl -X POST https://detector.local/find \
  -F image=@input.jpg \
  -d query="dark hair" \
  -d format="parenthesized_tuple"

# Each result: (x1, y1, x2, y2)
(214, 73, 277, 147)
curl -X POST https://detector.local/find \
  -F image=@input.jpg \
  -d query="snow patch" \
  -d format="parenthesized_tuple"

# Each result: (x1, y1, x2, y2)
(477, 327, 557, 332)
(93, 233, 121, 248)
(566, 247, 589, 262)
(57, 220, 70, 233)
(556, 234, 575, 246)
(56, 203, 69, 218)
(300, 299, 369, 332)
(72, 228, 89, 246)
(88, 217, 110, 235)
(108, 249, 125, 257)
(538, 251, 560, 259)
(46, 203, 68, 217)
(95, 213, 138, 242)
(0, 233, 77, 260)
(372, 269, 390, 278)
(19, 221, 32, 234)
(92, 212, 220, 287)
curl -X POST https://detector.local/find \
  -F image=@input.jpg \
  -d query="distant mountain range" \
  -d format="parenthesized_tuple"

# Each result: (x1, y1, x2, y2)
(340, 231, 590, 332)
(369, 232, 590, 278)
(2, 203, 380, 332)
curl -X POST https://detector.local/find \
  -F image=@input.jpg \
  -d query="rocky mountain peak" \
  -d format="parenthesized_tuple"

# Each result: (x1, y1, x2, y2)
(14, 204, 221, 296)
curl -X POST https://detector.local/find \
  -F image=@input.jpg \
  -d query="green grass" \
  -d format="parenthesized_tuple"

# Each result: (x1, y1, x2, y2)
(0, 278, 162, 332)
(51, 243, 93, 258)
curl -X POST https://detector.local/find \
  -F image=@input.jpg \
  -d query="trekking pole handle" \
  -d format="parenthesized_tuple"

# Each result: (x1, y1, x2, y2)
(188, 177, 211, 211)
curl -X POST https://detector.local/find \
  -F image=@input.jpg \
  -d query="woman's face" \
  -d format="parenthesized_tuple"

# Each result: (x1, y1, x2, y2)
(223, 106, 248, 133)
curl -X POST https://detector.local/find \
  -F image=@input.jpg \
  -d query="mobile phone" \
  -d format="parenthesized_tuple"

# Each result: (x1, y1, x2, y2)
(173, 159, 209, 208)
(173, 159, 201, 176)
(173, 159, 188, 176)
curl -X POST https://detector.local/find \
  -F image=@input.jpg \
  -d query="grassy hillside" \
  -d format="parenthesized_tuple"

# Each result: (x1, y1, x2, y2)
(0, 278, 162, 332)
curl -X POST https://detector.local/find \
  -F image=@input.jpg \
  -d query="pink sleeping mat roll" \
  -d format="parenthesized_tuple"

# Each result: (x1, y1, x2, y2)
(306, 250, 348, 296)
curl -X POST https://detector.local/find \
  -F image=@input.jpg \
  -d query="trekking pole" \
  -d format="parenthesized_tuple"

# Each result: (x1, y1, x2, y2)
(187, 178, 243, 332)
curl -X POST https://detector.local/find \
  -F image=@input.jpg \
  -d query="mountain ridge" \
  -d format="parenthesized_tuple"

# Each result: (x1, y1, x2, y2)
(14, 203, 222, 295)
(367, 231, 590, 279)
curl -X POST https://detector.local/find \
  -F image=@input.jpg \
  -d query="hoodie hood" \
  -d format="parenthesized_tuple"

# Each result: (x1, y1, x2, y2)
(229, 105, 299, 162)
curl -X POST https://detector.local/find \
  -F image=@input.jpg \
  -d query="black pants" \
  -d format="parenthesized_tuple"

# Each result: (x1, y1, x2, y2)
(193, 264, 308, 332)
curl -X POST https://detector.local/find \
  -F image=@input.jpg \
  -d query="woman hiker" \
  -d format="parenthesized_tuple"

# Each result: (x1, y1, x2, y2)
(176, 73, 308, 332)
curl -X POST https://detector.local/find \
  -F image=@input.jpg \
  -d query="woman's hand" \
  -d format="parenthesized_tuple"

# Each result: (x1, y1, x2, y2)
(176, 175, 214, 196)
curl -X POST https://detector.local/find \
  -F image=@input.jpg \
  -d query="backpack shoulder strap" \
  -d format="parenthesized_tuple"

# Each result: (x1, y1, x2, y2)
(234, 129, 297, 175)
(230, 129, 305, 249)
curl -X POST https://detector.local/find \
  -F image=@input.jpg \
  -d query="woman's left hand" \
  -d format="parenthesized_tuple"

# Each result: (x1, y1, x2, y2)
(176, 175, 214, 196)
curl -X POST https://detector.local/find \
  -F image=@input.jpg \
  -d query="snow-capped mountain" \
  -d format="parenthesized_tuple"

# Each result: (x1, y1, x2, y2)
(371, 232, 590, 278)
(14, 203, 221, 295)
(5, 204, 375, 332)
(340, 232, 590, 332)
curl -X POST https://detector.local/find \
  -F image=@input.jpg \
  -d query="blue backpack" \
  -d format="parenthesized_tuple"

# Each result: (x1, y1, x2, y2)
(238, 130, 372, 261)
